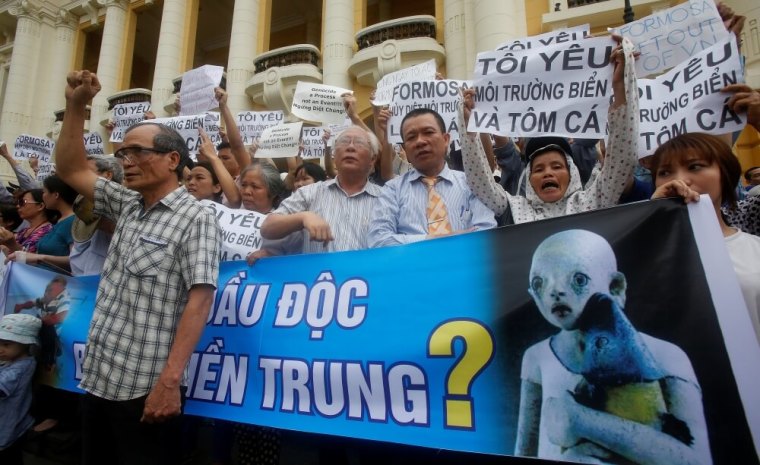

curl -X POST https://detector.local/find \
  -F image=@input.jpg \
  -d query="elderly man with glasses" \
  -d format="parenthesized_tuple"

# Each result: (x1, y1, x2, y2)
(258, 125, 382, 255)
(53, 70, 221, 465)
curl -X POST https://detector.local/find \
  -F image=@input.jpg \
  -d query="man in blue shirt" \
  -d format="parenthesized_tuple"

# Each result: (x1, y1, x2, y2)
(368, 108, 496, 247)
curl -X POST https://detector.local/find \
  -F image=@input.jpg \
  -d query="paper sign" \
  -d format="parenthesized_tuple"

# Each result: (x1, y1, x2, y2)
(291, 82, 351, 125)
(611, 0, 729, 77)
(148, 112, 221, 159)
(637, 37, 746, 157)
(373, 59, 438, 106)
(110, 102, 151, 142)
(37, 161, 54, 181)
(257, 122, 304, 159)
(237, 111, 285, 145)
(301, 126, 328, 159)
(13, 134, 55, 163)
(83, 132, 105, 155)
(180, 65, 224, 116)
(468, 37, 615, 138)
(495, 24, 590, 51)
(200, 200, 265, 261)
(387, 79, 471, 150)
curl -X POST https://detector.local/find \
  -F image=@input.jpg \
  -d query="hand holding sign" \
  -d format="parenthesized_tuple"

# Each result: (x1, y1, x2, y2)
(66, 70, 101, 106)
(723, 84, 760, 132)
(197, 127, 217, 163)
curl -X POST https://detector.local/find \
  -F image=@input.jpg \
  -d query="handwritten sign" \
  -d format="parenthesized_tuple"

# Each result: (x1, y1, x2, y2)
(180, 65, 224, 116)
(110, 102, 151, 142)
(291, 82, 351, 125)
(257, 122, 304, 159)
(13, 134, 55, 163)
(237, 111, 285, 145)
(637, 37, 746, 157)
(373, 59, 438, 106)
(468, 37, 615, 138)
(611, 0, 729, 77)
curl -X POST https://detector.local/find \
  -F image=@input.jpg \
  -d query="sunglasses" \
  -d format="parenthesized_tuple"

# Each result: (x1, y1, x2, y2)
(17, 199, 42, 207)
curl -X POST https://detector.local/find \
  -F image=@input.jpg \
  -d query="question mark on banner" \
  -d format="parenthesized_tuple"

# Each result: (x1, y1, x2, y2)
(427, 319, 494, 429)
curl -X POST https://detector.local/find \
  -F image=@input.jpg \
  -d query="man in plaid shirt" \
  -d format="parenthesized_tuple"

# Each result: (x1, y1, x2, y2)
(55, 70, 221, 465)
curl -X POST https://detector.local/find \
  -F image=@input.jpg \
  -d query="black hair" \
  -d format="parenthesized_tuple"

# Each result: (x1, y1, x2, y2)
(216, 141, 231, 151)
(294, 163, 327, 183)
(745, 166, 760, 182)
(0, 204, 23, 230)
(43, 175, 78, 206)
(191, 161, 223, 202)
(19, 188, 59, 223)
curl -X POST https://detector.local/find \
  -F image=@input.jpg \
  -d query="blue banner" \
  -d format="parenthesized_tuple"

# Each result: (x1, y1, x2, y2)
(3, 199, 759, 463)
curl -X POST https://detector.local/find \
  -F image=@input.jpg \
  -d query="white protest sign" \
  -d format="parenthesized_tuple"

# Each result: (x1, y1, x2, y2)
(13, 134, 55, 163)
(84, 132, 105, 155)
(301, 126, 328, 159)
(291, 82, 351, 125)
(611, 0, 729, 77)
(147, 112, 222, 159)
(468, 36, 615, 138)
(257, 122, 304, 159)
(110, 102, 151, 142)
(37, 161, 54, 182)
(387, 80, 472, 150)
(236, 111, 285, 144)
(325, 119, 352, 148)
(637, 37, 745, 157)
(200, 200, 266, 261)
(373, 59, 438, 106)
(495, 24, 590, 51)
(180, 65, 224, 116)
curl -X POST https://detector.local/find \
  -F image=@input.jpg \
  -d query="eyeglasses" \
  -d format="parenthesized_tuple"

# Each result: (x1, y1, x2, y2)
(114, 146, 169, 164)
(17, 199, 42, 207)
(335, 136, 370, 148)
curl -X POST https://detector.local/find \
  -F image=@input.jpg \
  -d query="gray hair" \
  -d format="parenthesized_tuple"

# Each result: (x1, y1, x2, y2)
(87, 155, 124, 184)
(335, 125, 381, 159)
(240, 162, 288, 208)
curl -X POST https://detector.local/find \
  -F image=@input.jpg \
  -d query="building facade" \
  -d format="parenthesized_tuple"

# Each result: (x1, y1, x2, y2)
(0, 0, 758, 181)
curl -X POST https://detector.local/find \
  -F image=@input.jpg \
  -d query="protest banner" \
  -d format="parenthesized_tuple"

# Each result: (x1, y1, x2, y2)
(257, 122, 303, 159)
(468, 36, 615, 138)
(180, 65, 224, 116)
(148, 113, 221, 158)
(83, 132, 105, 155)
(301, 126, 328, 158)
(236, 110, 284, 145)
(291, 82, 351, 125)
(325, 118, 352, 148)
(36, 161, 54, 181)
(109, 101, 151, 142)
(387, 79, 471, 149)
(611, 0, 729, 77)
(495, 24, 590, 51)
(13, 134, 55, 163)
(10, 199, 759, 463)
(200, 200, 265, 261)
(636, 37, 746, 157)
(373, 59, 438, 106)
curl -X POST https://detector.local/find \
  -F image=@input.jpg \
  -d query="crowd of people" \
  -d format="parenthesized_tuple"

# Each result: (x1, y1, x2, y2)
(0, 13, 759, 465)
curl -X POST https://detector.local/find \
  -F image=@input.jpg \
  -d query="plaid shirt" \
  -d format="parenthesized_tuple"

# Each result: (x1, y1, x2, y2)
(79, 178, 220, 400)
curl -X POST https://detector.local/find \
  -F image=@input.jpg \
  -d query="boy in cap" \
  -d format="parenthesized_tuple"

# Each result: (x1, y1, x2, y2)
(0, 313, 41, 464)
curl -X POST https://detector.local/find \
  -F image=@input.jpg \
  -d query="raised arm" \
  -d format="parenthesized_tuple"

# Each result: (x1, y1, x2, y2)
(374, 107, 396, 182)
(197, 127, 241, 207)
(55, 71, 101, 202)
(216, 87, 250, 170)
(0, 143, 39, 190)
(459, 89, 509, 215)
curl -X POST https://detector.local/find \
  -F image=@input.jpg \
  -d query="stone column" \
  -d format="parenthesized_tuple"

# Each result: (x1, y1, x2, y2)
(150, 0, 193, 116)
(322, 0, 354, 89)
(472, 0, 523, 53)
(0, 0, 42, 144)
(226, 0, 259, 113)
(91, 0, 129, 138)
(443, 0, 469, 80)
(40, 10, 78, 135)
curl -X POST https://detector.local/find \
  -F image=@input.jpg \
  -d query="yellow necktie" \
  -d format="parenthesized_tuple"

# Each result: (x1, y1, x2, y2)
(422, 176, 452, 236)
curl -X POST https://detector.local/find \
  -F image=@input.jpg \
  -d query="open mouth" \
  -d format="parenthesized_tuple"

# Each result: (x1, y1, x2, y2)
(551, 303, 573, 318)
(541, 180, 560, 191)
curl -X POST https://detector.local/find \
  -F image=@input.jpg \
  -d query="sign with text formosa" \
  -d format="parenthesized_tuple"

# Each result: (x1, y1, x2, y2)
(468, 36, 615, 138)
(13, 134, 55, 163)
(10, 200, 759, 463)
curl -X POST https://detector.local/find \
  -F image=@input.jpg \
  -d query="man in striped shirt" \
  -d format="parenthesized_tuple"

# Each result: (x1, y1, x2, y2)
(368, 108, 496, 248)
(259, 126, 382, 254)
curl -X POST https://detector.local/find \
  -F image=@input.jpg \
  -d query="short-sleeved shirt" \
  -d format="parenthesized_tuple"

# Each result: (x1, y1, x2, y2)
(267, 178, 382, 254)
(79, 178, 220, 401)
(0, 357, 36, 450)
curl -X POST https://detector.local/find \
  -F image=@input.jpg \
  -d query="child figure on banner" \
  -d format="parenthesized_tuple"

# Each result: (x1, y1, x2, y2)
(0, 314, 41, 464)
(515, 229, 711, 465)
